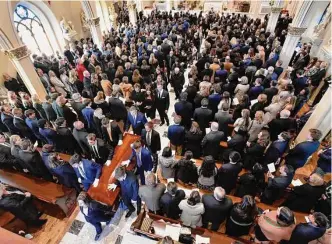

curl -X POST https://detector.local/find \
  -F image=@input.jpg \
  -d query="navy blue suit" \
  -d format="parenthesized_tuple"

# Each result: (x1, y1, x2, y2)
(167, 124, 185, 146)
(50, 163, 80, 192)
(126, 112, 147, 135)
(263, 140, 288, 167)
(82, 107, 95, 130)
(286, 141, 320, 169)
(72, 159, 102, 191)
(116, 171, 141, 213)
(208, 93, 222, 115)
(25, 118, 45, 143)
(288, 223, 326, 244)
(131, 148, 153, 185)
(39, 128, 58, 146)
(80, 201, 114, 235)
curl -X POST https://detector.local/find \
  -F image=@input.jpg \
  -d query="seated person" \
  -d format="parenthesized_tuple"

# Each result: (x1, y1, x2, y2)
(69, 154, 101, 191)
(202, 187, 233, 231)
(197, 156, 218, 191)
(160, 182, 185, 219)
(260, 164, 294, 205)
(179, 190, 205, 228)
(175, 151, 198, 184)
(217, 151, 243, 194)
(138, 173, 166, 214)
(255, 207, 296, 243)
(77, 191, 114, 241)
(158, 147, 177, 179)
(226, 195, 257, 237)
(282, 171, 325, 213)
(0, 183, 47, 227)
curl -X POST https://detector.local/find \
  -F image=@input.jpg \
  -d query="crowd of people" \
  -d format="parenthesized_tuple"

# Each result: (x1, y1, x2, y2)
(0, 8, 330, 243)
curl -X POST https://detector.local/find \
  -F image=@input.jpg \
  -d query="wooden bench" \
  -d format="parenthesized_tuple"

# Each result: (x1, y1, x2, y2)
(87, 134, 140, 206)
(0, 227, 33, 244)
(0, 169, 76, 217)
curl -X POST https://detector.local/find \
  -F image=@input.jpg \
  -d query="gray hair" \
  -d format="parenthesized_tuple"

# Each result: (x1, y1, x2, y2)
(211, 122, 218, 131)
(114, 166, 126, 180)
(145, 173, 156, 186)
(280, 109, 291, 118)
(214, 187, 225, 201)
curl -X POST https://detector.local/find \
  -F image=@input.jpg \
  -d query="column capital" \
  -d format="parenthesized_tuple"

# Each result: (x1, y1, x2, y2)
(4, 45, 30, 60)
(271, 6, 283, 13)
(127, 3, 136, 11)
(288, 25, 307, 36)
(87, 17, 100, 27)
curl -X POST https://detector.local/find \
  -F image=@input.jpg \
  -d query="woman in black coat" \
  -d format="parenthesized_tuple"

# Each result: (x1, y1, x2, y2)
(183, 121, 203, 158)
(226, 195, 258, 237)
(175, 151, 198, 185)
(235, 163, 265, 197)
(131, 83, 145, 113)
(283, 172, 326, 213)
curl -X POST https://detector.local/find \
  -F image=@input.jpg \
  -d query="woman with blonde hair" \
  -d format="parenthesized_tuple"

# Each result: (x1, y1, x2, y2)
(115, 66, 124, 80)
(132, 69, 142, 85)
(263, 95, 282, 125)
(248, 110, 265, 142)
(94, 91, 109, 115)
(149, 53, 158, 72)
(234, 109, 251, 132)
(49, 70, 67, 97)
(283, 171, 326, 213)
(234, 76, 250, 101)
(68, 69, 81, 93)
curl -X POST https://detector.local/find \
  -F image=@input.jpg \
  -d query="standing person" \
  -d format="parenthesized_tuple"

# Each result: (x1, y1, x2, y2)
(158, 147, 178, 179)
(126, 106, 147, 135)
(285, 129, 322, 170)
(101, 118, 123, 148)
(42, 95, 57, 122)
(184, 121, 204, 158)
(201, 122, 225, 160)
(81, 99, 95, 132)
(155, 83, 170, 126)
(69, 154, 101, 191)
(130, 140, 153, 185)
(77, 192, 114, 241)
(202, 187, 233, 231)
(193, 98, 213, 133)
(179, 190, 205, 228)
(176, 151, 198, 185)
(174, 92, 193, 129)
(38, 119, 58, 146)
(160, 182, 186, 219)
(197, 156, 218, 191)
(214, 103, 233, 138)
(12, 108, 36, 142)
(138, 173, 166, 214)
(54, 117, 80, 154)
(86, 133, 114, 166)
(108, 166, 141, 218)
(141, 122, 161, 171)
(225, 195, 257, 237)
(254, 207, 296, 243)
(170, 67, 185, 100)
(108, 91, 128, 127)
(268, 109, 296, 141)
(167, 116, 185, 156)
(72, 121, 90, 156)
(49, 70, 67, 97)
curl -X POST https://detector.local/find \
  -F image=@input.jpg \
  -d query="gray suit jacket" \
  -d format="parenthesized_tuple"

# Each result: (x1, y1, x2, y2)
(139, 183, 166, 212)
(214, 111, 233, 137)
(202, 130, 225, 159)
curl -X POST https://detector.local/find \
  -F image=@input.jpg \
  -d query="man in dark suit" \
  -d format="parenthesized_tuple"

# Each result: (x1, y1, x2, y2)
(288, 212, 328, 244)
(155, 46, 165, 68)
(101, 118, 123, 148)
(285, 129, 322, 170)
(141, 122, 161, 172)
(126, 106, 147, 135)
(170, 67, 185, 100)
(160, 182, 185, 219)
(25, 109, 46, 144)
(12, 108, 36, 142)
(55, 117, 81, 154)
(214, 103, 233, 138)
(0, 134, 21, 170)
(217, 151, 243, 193)
(69, 154, 102, 191)
(260, 164, 294, 204)
(202, 187, 233, 231)
(185, 78, 198, 108)
(86, 133, 114, 166)
(223, 130, 247, 161)
(18, 139, 53, 181)
(161, 39, 171, 57)
(309, 61, 327, 89)
(208, 85, 222, 115)
(1, 104, 20, 135)
(263, 131, 290, 167)
(70, 93, 86, 122)
(77, 191, 114, 241)
(193, 98, 213, 133)
(155, 83, 170, 126)
(73, 121, 90, 156)
(174, 92, 193, 129)
(202, 122, 225, 160)
(42, 95, 57, 122)
(109, 167, 141, 218)
(263, 80, 279, 103)
(268, 110, 296, 141)
(167, 116, 185, 156)
(293, 70, 308, 95)
(108, 91, 128, 123)
(130, 140, 153, 185)
(196, 51, 212, 74)
(165, 50, 176, 80)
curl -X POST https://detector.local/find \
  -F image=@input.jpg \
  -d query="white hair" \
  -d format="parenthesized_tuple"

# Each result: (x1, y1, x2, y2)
(280, 109, 291, 119)
(214, 187, 225, 201)
(211, 122, 218, 131)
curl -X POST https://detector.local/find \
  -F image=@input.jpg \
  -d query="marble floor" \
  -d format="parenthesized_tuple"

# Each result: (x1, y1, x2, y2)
(60, 69, 189, 244)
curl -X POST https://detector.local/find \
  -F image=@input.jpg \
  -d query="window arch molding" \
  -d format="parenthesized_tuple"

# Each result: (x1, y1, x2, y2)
(8, 1, 65, 55)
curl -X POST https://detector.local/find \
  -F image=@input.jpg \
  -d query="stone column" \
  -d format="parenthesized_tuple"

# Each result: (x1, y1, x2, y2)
(296, 86, 331, 144)
(166, 0, 172, 12)
(279, 25, 307, 68)
(87, 17, 103, 48)
(128, 3, 137, 26)
(266, 6, 283, 33)
(4, 45, 47, 99)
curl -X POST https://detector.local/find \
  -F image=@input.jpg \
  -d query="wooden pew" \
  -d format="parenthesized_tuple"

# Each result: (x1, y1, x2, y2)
(0, 227, 33, 244)
(0, 169, 76, 217)
(87, 134, 140, 206)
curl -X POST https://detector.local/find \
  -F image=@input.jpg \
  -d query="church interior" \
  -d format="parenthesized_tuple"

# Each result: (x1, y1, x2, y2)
(0, 0, 331, 244)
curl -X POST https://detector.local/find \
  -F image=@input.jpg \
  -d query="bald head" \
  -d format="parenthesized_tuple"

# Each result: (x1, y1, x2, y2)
(214, 187, 225, 201)
(74, 121, 84, 130)
(211, 122, 218, 131)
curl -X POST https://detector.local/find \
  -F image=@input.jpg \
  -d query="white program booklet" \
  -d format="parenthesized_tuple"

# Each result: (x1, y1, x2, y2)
(196, 235, 210, 244)
(267, 163, 276, 173)
(165, 225, 181, 241)
(292, 179, 303, 187)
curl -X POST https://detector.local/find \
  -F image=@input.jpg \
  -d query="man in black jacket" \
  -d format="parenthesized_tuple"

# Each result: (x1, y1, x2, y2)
(174, 92, 193, 129)
(160, 182, 185, 219)
(70, 93, 86, 122)
(0, 184, 47, 227)
(193, 98, 213, 133)
(268, 110, 296, 141)
(170, 67, 185, 100)
(86, 133, 114, 166)
(55, 117, 81, 154)
(1, 104, 20, 135)
(155, 83, 170, 126)
(12, 108, 36, 142)
(185, 78, 198, 108)
(42, 95, 57, 122)
(18, 139, 53, 181)
(108, 91, 127, 123)
(202, 187, 233, 231)
(214, 103, 233, 138)
(202, 122, 225, 160)
(263, 80, 279, 103)
(73, 121, 90, 156)
(0, 134, 21, 170)
(141, 122, 161, 172)
(101, 117, 123, 148)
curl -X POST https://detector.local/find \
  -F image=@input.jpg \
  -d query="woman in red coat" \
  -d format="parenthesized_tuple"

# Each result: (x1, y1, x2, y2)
(76, 58, 86, 82)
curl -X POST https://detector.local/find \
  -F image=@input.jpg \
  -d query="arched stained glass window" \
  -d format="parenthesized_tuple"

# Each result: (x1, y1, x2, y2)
(14, 4, 54, 56)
